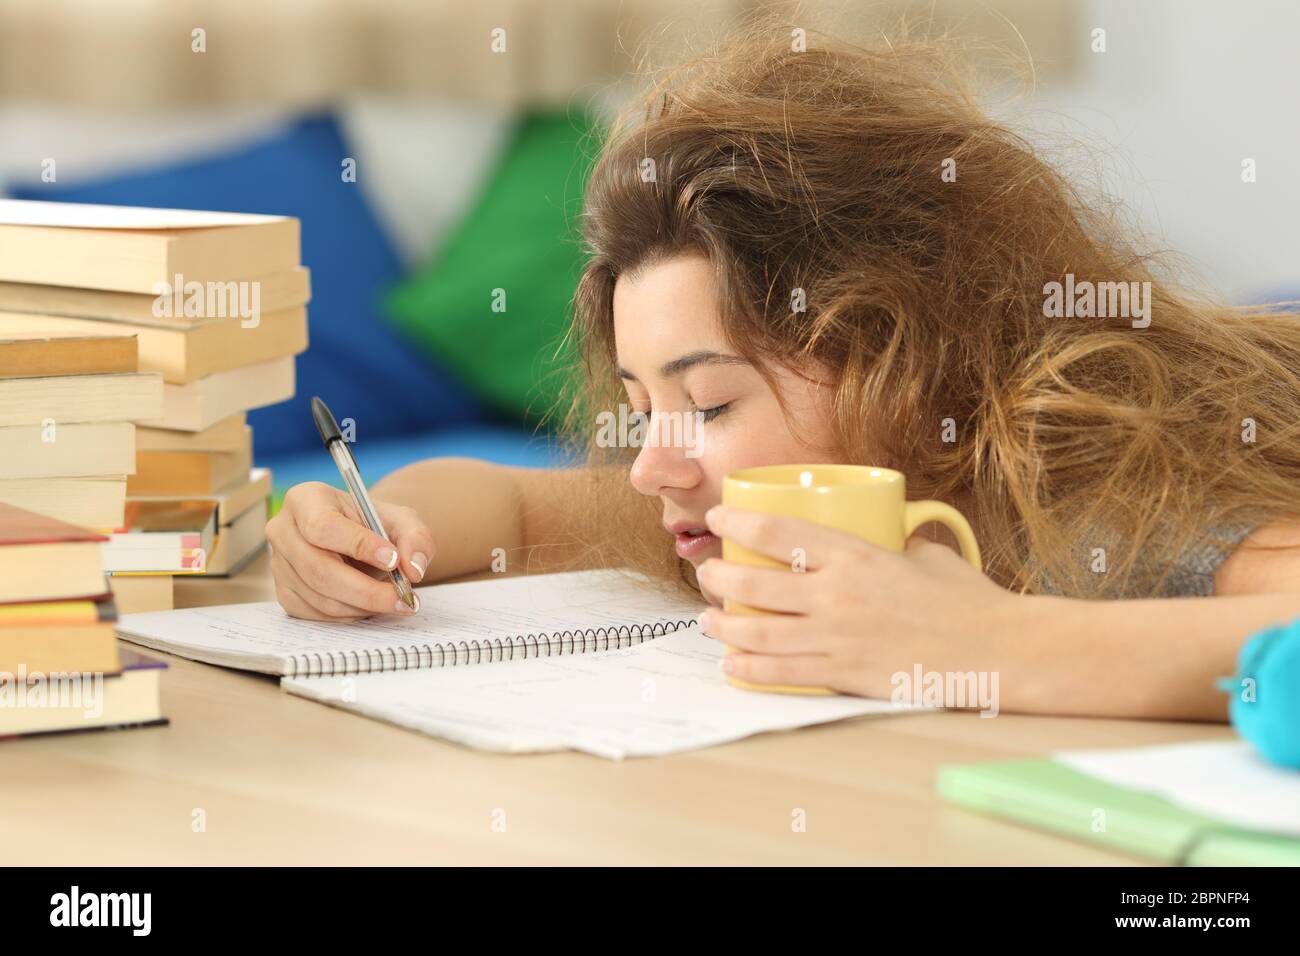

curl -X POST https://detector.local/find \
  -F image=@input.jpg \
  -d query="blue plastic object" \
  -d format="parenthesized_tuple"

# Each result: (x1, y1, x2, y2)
(260, 424, 575, 492)
(10, 114, 491, 454)
(1220, 618, 1300, 769)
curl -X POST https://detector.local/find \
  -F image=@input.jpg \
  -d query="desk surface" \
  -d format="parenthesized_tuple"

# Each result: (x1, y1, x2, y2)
(2, 552, 1230, 865)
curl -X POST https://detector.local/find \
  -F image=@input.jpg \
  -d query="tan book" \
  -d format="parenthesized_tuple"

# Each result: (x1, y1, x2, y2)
(0, 625, 121, 677)
(0, 307, 307, 385)
(135, 414, 246, 452)
(0, 268, 310, 330)
(204, 498, 268, 575)
(0, 333, 137, 378)
(0, 422, 135, 480)
(0, 501, 107, 604)
(0, 476, 126, 531)
(0, 648, 166, 738)
(107, 573, 174, 614)
(0, 200, 299, 294)
(127, 466, 271, 526)
(0, 372, 162, 427)
(145, 357, 295, 432)
(0, 596, 121, 676)
(128, 437, 253, 496)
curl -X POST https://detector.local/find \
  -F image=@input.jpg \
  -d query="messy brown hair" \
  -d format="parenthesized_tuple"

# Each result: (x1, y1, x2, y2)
(549, 23, 1300, 599)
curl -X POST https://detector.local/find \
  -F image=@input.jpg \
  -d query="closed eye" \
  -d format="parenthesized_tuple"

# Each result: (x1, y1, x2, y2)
(694, 402, 730, 423)
(628, 402, 731, 424)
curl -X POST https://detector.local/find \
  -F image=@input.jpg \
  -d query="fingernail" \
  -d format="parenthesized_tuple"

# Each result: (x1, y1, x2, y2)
(377, 547, 398, 570)
(410, 553, 428, 582)
(696, 610, 710, 632)
(705, 505, 722, 525)
(395, 598, 415, 614)
(720, 656, 735, 674)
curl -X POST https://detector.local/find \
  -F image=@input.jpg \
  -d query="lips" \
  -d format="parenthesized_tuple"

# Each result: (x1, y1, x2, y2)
(667, 519, 719, 559)
(666, 519, 707, 535)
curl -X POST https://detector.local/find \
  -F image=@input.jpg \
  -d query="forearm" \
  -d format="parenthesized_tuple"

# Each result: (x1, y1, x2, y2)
(1005, 592, 1300, 721)
(371, 457, 524, 582)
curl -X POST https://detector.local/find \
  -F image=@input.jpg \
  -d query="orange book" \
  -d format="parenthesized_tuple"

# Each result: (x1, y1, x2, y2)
(0, 333, 137, 378)
(0, 595, 120, 677)
(0, 627, 119, 677)
(127, 434, 252, 495)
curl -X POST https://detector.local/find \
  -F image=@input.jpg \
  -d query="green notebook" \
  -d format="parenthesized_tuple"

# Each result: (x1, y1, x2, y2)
(937, 758, 1300, 865)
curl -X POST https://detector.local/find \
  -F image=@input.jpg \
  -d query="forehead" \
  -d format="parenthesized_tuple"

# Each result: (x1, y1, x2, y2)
(612, 254, 728, 359)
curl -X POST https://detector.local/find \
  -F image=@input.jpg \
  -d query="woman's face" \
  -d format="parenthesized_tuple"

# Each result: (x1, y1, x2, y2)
(614, 254, 841, 602)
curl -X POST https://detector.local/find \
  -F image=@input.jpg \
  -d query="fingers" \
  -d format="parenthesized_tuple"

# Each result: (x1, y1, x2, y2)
(267, 496, 418, 616)
(704, 505, 884, 570)
(271, 551, 373, 621)
(283, 535, 415, 616)
(699, 608, 828, 655)
(722, 652, 836, 689)
(380, 503, 435, 583)
(696, 559, 813, 614)
(268, 482, 427, 618)
(294, 496, 402, 572)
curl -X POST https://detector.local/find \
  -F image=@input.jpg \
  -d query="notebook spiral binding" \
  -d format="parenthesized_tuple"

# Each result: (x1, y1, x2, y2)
(284, 617, 698, 678)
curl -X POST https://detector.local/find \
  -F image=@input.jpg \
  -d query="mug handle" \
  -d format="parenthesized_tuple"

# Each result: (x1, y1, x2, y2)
(903, 501, 982, 571)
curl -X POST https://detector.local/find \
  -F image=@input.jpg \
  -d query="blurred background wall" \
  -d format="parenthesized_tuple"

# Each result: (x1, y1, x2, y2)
(1, 0, 1295, 488)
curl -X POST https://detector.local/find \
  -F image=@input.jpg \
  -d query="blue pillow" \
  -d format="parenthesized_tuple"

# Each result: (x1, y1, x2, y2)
(11, 114, 490, 454)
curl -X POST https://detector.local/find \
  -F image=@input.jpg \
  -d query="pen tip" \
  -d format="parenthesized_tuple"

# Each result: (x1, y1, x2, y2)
(403, 592, 418, 611)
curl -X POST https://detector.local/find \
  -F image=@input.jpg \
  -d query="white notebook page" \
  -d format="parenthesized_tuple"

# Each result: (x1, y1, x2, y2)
(116, 569, 705, 675)
(1056, 740, 1300, 837)
(282, 625, 917, 759)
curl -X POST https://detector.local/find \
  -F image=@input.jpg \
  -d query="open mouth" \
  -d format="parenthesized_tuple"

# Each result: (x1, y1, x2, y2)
(673, 527, 719, 558)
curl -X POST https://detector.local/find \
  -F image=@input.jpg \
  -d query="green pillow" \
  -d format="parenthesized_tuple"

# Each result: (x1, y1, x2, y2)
(385, 111, 600, 425)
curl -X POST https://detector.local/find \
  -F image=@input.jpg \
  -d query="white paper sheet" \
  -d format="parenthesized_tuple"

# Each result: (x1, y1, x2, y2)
(0, 198, 285, 230)
(281, 626, 917, 759)
(1055, 740, 1300, 836)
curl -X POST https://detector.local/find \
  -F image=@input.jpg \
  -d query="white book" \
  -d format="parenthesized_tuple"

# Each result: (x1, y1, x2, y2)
(116, 569, 916, 757)
(0, 421, 135, 479)
(0, 372, 162, 427)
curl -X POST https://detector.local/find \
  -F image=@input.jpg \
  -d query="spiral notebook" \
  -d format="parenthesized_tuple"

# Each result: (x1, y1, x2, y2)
(116, 569, 914, 757)
(115, 569, 706, 677)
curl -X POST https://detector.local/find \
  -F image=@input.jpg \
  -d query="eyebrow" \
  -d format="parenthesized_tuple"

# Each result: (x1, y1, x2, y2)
(616, 350, 749, 383)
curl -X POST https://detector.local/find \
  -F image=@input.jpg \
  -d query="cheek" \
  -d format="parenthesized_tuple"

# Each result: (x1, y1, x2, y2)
(702, 408, 838, 476)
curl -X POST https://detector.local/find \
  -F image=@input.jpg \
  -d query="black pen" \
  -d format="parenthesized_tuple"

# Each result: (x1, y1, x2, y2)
(311, 396, 418, 611)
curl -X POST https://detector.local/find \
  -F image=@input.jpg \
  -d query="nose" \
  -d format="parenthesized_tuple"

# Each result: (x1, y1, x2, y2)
(629, 412, 703, 498)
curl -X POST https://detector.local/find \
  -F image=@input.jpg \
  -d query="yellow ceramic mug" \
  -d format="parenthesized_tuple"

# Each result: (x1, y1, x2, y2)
(720, 464, 981, 695)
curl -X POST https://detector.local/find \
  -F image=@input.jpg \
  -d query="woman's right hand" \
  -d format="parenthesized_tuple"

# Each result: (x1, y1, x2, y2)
(265, 481, 435, 621)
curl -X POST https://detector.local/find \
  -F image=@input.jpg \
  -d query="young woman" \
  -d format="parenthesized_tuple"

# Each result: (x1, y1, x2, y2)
(265, 32, 1300, 721)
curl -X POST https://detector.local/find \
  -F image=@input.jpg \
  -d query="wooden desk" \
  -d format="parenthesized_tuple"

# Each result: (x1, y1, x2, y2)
(1, 552, 1231, 865)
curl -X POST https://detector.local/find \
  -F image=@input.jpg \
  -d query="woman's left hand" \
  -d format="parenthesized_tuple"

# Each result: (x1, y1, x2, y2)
(696, 505, 1021, 698)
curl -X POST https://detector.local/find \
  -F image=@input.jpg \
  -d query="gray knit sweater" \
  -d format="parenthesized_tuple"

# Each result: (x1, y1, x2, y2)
(1037, 524, 1254, 598)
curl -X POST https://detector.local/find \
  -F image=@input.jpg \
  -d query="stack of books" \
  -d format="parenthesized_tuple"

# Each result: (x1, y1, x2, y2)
(0, 501, 166, 740)
(0, 330, 160, 531)
(0, 199, 308, 612)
